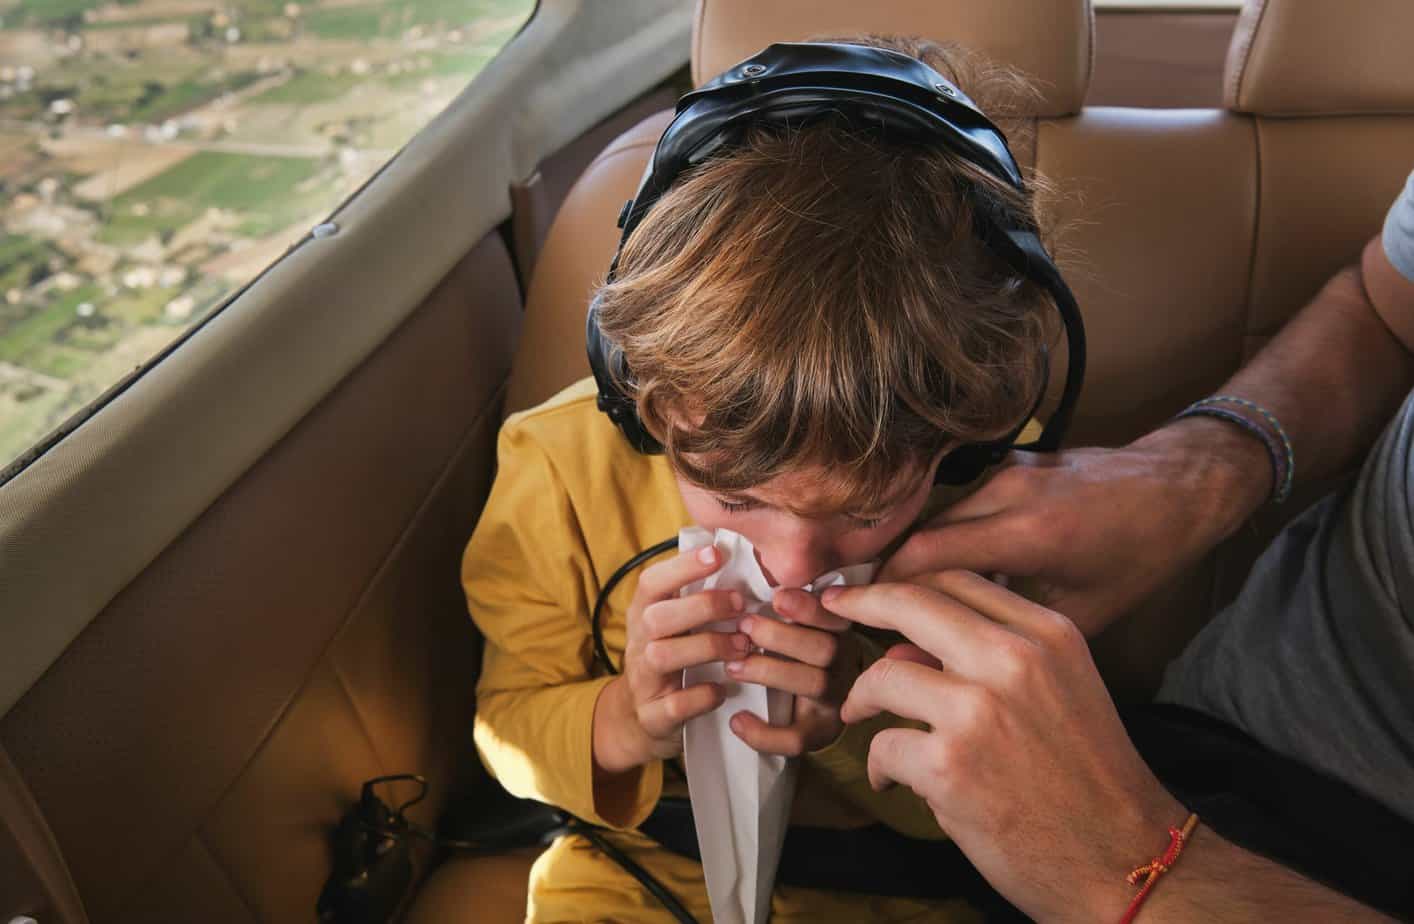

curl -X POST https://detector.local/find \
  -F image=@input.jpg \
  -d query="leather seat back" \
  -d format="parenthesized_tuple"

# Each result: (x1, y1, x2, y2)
(506, 0, 1414, 696)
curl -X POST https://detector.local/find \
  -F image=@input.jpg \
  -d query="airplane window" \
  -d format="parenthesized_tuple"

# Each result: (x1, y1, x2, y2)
(0, 0, 534, 473)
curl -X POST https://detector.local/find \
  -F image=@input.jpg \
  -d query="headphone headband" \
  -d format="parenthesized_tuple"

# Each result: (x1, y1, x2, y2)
(588, 40, 1086, 483)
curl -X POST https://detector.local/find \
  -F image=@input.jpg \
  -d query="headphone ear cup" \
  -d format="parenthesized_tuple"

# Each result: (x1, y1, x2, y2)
(934, 443, 1004, 485)
(586, 291, 663, 454)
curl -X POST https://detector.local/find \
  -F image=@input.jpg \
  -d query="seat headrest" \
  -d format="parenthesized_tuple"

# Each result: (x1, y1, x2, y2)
(1225, 0, 1414, 116)
(692, 0, 1094, 119)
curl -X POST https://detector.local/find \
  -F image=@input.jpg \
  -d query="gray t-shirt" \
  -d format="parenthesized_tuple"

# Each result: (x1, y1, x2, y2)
(1384, 168, 1414, 282)
(1158, 167, 1414, 821)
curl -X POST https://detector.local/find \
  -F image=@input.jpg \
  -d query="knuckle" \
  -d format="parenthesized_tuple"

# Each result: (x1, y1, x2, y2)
(1001, 509, 1045, 545)
(874, 730, 905, 764)
(991, 464, 1035, 497)
(956, 688, 1000, 737)
(642, 640, 670, 673)
(993, 637, 1035, 689)
(637, 561, 671, 597)
(661, 693, 686, 724)
(925, 735, 958, 788)
(934, 569, 981, 594)
(1038, 611, 1085, 653)
(868, 656, 898, 688)
(639, 602, 667, 639)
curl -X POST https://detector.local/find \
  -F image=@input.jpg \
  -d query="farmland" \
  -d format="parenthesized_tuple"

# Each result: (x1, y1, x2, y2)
(0, 0, 532, 466)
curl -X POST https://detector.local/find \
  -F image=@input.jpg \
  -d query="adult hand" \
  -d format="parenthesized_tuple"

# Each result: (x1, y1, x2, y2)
(826, 571, 1188, 923)
(880, 417, 1271, 635)
(726, 587, 862, 755)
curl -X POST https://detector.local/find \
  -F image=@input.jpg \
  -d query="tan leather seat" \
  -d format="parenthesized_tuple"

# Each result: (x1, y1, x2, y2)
(416, 0, 1414, 917)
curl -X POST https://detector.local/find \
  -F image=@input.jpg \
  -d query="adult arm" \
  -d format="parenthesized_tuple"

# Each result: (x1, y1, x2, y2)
(883, 217, 1414, 634)
(827, 574, 1396, 922)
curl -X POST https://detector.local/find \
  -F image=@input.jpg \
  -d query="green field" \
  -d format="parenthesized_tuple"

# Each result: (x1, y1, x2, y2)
(0, 57, 263, 125)
(0, 236, 63, 295)
(302, 0, 528, 39)
(249, 70, 359, 105)
(100, 151, 325, 244)
(0, 383, 70, 464)
(0, 0, 534, 469)
(0, 284, 102, 373)
(2, 0, 107, 27)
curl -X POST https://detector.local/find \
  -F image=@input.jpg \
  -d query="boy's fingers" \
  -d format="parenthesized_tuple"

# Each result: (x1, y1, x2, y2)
(739, 616, 837, 668)
(773, 588, 851, 631)
(725, 655, 830, 700)
(640, 590, 743, 639)
(728, 711, 810, 758)
(641, 631, 749, 676)
(637, 683, 724, 738)
(637, 546, 724, 602)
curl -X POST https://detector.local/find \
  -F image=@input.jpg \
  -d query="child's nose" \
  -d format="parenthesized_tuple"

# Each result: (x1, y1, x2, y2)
(755, 543, 833, 589)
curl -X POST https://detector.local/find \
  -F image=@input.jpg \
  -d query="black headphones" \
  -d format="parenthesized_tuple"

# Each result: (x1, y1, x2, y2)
(586, 41, 1086, 485)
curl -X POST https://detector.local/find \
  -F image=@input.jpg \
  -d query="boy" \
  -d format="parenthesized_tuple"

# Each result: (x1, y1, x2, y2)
(464, 34, 1058, 922)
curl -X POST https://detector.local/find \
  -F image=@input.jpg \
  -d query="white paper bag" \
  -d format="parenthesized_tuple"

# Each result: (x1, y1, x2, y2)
(678, 527, 875, 924)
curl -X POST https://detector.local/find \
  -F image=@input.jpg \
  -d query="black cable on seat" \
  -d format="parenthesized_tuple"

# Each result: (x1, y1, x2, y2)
(566, 821, 700, 923)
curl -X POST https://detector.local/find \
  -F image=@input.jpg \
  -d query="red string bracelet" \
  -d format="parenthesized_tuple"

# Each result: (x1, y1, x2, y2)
(1119, 812, 1200, 924)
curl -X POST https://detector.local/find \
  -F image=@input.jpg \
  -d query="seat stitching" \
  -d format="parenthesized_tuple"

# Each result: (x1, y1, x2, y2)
(1242, 116, 1264, 339)
(692, 1, 708, 88)
(1230, 0, 1271, 111)
(595, 135, 667, 166)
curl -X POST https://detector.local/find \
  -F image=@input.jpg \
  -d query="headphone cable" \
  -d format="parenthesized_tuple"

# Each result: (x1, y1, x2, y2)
(591, 536, 679, 674)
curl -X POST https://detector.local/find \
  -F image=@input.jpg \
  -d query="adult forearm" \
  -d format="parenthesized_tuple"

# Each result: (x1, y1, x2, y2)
(1206, 256, 1414, 488)
(1135, 826, 1396, 923)
(1129, 250, 1414, 554)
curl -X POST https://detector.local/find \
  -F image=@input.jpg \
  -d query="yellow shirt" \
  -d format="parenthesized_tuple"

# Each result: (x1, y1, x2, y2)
(464, 378, 990, 923)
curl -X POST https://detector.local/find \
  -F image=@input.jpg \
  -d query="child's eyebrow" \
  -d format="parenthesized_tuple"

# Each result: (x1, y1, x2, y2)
(715, 490, 768, 507)
(715, 489, 896, 520)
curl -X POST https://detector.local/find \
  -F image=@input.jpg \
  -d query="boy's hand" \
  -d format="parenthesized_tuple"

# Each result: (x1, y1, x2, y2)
(594, 545, 750, 773)
(725, 587, 863, 755)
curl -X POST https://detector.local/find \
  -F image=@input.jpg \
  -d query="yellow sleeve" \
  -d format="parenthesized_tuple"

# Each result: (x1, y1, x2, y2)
(804, 635, 949, 840)
(464, 419, 662, 829)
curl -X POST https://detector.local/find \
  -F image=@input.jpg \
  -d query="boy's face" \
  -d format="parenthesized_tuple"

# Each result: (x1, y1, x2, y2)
(674, 453, 942, 589)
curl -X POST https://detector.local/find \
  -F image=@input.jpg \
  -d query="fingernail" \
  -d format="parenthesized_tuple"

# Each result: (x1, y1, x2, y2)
(821, 587, 842, 604)
(729, 591, 744, 611)
(698, 547, 717, 565)
(731, 633, 750, 652)
(726, 659, 744, 674)
(730, 713, 744, 733)
(739, 616, 756, 635)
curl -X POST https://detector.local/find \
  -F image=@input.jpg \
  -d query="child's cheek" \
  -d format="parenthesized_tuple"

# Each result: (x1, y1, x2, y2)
(678, 488, 724, 531)
(845, 520, 912, 565)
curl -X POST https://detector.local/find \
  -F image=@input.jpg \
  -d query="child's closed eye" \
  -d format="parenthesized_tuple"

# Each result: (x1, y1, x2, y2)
(716, 496, 758, 514)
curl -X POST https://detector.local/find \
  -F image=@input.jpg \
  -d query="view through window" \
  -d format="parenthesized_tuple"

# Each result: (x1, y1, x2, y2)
(0, 0, 533, 469)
